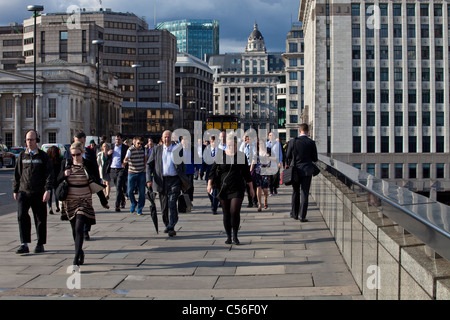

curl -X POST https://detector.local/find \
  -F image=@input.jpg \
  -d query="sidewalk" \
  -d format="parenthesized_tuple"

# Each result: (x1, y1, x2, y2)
(0, 179, 362, 300)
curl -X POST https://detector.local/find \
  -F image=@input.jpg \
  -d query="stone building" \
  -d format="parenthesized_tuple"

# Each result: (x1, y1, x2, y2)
(0, 61, 122, 146)
(207, 24, 284, 132)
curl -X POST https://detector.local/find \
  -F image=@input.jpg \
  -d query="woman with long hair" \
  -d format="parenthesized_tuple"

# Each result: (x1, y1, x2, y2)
(46, 146, 62, 215)
(97, 143, 112, 200)
(207, 133, 254, 245)
(57, 142, 109, 268)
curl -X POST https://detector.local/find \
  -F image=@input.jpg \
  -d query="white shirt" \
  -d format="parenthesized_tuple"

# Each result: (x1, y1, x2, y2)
(162, 144, 177, 176)
(111, 144, 123, 168)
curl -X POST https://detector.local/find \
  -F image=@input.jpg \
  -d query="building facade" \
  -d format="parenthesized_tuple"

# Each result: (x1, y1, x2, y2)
(157, 19, 219, 60)
(175, 53, 214, 135)
(0, 61, 122, 146)
(0, 9, 178, 139)
(299, 0, 450, 194)
(207, 24, 284, 132)
(279, 23, 305, 142)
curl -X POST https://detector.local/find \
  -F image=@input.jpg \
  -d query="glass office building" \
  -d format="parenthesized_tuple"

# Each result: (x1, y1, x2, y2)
(157, 19, 219, 60)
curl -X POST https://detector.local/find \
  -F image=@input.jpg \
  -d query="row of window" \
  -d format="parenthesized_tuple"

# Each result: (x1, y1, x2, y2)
(353, 163, 446, 180)
(353, 89, 447, 104)
(352, 23, 447, 39)
(352, 3, 447, 18)
(352, 45, 447, 61)
(353, 67, 446, 82)
(353, 136, 445, 153)
(2, 98, 57, 119)
(353, 111, 445, 127)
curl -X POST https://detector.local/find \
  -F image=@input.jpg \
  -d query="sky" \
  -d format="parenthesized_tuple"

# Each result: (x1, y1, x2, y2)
(0, 0, 300, 53)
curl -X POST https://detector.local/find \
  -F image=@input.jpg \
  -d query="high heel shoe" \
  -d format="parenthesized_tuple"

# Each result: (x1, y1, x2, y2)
(257, 205, 262, 212)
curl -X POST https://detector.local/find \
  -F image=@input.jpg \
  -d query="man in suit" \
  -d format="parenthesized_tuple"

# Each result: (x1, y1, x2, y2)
(108, 133, 129, 212)
(286, 123, 318, 222)
(146, 130, 190, 237)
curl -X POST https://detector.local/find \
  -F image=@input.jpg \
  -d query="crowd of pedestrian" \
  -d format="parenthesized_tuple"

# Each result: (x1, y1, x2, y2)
(12, 125, 317, 269)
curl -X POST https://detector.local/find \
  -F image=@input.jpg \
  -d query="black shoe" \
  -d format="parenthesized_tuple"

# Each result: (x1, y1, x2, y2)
(233, 238, 240, 245)
(115, 207, 121, 212)
(60, 214, 68, 221)
(247, 203, 253, 208)
(225, 239, 232, 244)
(78, 251, 85, 266)
(120, 201, 126, 209)
(84, 232, 90, 241)
(34, 244, 45, 253)
(212, 211, 217, 215)
(300, 218, 308, 222)
(49, 209, 54, 215)
(16, 244, 29, 254)
(56, 207, 60, 213)
(168, 230, 176, 237)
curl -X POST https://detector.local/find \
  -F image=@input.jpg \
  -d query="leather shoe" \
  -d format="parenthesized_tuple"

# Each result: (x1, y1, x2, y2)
(300, 218, 308, 223)
(16, 244, 29, 254)
(34, 244, 45, 253)
(168, 230, 176, 237)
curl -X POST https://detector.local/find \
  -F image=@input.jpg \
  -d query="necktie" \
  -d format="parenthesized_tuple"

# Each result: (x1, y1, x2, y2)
(212, 148, 215, 157)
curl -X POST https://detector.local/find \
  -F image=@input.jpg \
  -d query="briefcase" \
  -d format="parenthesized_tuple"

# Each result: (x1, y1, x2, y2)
(283, 166, 295, 186)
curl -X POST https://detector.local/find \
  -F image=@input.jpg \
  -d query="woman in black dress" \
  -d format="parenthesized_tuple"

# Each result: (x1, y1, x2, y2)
(207, 134, 255, 244)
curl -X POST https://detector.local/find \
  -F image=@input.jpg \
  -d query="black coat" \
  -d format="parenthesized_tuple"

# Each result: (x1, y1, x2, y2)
(286, 136, 318, 168)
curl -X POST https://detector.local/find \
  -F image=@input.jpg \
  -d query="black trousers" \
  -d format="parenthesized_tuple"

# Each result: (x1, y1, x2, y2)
(110, 168, 127, 208)
(17, 192, 47, 245)
(291, 175, 313, 220)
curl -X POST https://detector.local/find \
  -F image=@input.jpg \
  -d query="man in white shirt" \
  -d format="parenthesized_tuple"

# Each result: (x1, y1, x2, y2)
(108, 133, 128, 212)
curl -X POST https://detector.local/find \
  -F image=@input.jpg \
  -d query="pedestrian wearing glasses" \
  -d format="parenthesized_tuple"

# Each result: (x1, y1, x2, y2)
(123, 136, 147, 215)
(57, 141, 109, 268)
(13, 130, 53, 254)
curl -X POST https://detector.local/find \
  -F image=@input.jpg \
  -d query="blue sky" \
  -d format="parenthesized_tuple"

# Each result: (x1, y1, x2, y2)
(1, 0, 300, 53)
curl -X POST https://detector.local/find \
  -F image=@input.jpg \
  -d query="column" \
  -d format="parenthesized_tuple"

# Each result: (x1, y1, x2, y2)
(13, 94, 22, 146)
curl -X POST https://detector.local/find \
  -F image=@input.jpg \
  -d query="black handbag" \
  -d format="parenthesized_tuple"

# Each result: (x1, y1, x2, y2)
(55, 179, 69, 201)
(299, 162, 321, 177)
(283, 165, 295, 186)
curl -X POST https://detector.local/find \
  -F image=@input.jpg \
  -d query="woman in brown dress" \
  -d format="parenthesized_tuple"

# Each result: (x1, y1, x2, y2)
(57, 141, 109, 267)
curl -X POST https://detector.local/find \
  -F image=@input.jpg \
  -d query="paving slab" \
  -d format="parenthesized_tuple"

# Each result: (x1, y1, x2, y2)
(0, 179, 362, 300)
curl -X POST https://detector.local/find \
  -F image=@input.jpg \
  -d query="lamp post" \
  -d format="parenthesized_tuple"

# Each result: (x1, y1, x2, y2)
(92, 40, 104, 146)
(27, 5, 44, 132)
(157, 80, 165, 133)
(176, 93, 183, 127)
(132, 64, 142, 136)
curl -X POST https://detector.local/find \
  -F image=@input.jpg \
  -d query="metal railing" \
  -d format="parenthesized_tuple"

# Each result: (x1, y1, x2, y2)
(317, 154, 450, 261)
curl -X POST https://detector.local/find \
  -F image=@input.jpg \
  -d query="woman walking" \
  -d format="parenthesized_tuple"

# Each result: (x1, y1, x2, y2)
(46, 146, 62, 215)
(250, 140, 270, 212)
(207, 133, 254, 245)
(57, 142, 109, 268)
(97, 143, 112, 200)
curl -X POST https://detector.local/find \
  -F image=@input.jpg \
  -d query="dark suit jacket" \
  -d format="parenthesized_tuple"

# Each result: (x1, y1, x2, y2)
(146, 143, 191, 193)
(286, 135, 318, 170)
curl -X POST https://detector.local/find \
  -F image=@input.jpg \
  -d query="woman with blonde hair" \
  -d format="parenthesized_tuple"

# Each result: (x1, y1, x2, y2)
(97, 143, 112, 200)
(57, 141, 109, 268)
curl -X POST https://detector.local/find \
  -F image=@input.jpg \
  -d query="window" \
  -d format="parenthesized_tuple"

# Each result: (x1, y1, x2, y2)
(380, 68, 389, 81)
(381, 137, 389, 153)
(422, 90, 430, 104)
(436, 90, 444, 104)
(395, 136, 403, 153)
(395, 90, 403, 103)
(5, 99, 13, 118)
(422, 111, 430, 126)
(435, 46, 443, 60)
(289, 43, 298, 53)
(48, 132, 56, 144)
(393, 25, 402, 38)
(367, 111, 375, 127)
(380, 46, 389, 59)
(48, 98, 56, 118)
(407, 24, 416, 38)
(380, 25, 388, 38)
(422, 136, 431, 153)
(367, 163, 376, 176)
(25, 99, 33, 118)
(353, 136, 361, 153)
(352, 4, 360, 16)
(394, 68, 402, 81)
(353, 90, 361, 103)
(408, 90, 416, 103)
(289, 72, 298, 80)
(395, 164, 403, 179)
(409, 136, 417, 153)
(436, 164, 445, 179)
(436, 112, 445, 127)
(435, 25, 443, 39)
(422, 68, 430, 81)
(436, 136, 445, 153)
(381, 163, 389, 179)
(407, 47, 415, 60)
(420, 4, 429, 17)
(352, 24, 360, 38)
(366, 46, 375, 60)
(421, 46, 429, 60)
(436, 68, 444, 82)
(407, 4, 415, 17)
(422, 163, 431, 179)
(353, 111, 361, 126)
(408, 68, 416, 81)
(381, 112, 389, 126)
(409, 164, 417, 179)
(367, 136, 375, 153)
(367, 67, 375, 81)
(393, 4, 402, 16)
(367, 90, 375, 103)
(421, 24, 429, 38)
(395, 112, 403, 126)
(353, 68, 361, 81)
(352, 46, 360, 59)
(434, 4, 443, 16)
(394, 46, 402, 60)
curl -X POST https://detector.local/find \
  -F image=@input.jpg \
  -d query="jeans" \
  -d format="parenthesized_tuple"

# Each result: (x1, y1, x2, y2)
(127, 172, 146, 213)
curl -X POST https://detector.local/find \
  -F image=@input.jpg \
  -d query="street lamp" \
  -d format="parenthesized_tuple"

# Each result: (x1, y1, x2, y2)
(92, 40, 104, 146)
(176, 93, 183, 127)
(132, 64, 142, 136)
(157, 80, 165, 133)
(27, 5, 44, 131)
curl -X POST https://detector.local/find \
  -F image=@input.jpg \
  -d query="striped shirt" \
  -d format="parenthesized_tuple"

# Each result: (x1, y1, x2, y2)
(126, 146, 146, 174)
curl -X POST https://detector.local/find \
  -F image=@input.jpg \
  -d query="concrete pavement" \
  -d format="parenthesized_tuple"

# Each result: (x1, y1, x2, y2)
(0, 178, 362, 300)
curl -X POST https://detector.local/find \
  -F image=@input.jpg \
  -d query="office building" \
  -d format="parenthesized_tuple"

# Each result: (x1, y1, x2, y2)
(207, 24, 284, 132)
(299, 0, 450, 194)
(157, 19, 219, 60)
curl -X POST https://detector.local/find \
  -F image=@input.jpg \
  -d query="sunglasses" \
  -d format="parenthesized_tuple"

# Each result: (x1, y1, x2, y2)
(71, 153, 82, 157)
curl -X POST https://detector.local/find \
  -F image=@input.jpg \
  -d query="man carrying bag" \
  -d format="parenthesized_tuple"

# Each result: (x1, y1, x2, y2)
(285, 123, 318, 222)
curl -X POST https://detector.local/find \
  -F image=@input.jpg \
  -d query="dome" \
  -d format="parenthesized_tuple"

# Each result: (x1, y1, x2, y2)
(248, 24, 264, 41)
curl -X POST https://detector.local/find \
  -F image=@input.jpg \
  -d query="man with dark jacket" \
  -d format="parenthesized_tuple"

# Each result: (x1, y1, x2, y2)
(13, 130, 54, 254)
(108, 133, 129, 212)
(286, 123, 318, 222)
